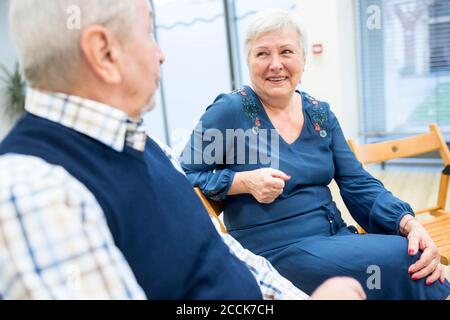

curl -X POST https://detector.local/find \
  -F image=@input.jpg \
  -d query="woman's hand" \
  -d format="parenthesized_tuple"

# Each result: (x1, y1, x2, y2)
(400, 215, 446, 285)
(230, 168, 291, 204)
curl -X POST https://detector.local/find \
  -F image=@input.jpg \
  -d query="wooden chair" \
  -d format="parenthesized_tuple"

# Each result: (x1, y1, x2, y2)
(194, 187, 227, 233)
(348, 123, 450, 265)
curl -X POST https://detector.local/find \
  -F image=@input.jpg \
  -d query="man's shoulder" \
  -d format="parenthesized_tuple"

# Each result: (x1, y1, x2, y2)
(0, 154, 57, 185)
(146, 136, 185, 175)
(0, 154, 102, 215)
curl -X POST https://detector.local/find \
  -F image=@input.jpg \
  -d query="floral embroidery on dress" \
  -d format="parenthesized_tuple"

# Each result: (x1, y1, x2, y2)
(233, 87, 261, 135)
(304, 93, 328, 138)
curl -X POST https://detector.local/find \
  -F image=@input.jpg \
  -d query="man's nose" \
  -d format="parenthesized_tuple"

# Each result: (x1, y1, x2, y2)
(158, 45, 166, 64)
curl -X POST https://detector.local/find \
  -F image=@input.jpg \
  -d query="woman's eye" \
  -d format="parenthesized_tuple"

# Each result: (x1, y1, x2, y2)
(256, 52, 268, 57)
(282, 49, 293, 54)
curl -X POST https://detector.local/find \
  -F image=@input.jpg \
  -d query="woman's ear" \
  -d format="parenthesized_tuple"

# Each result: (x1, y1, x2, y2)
(80, 25, 123, 84)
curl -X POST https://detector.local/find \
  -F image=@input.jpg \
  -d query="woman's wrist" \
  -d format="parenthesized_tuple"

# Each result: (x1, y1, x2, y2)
(228, 171, 250, 195)
(399, 214, 420, 236)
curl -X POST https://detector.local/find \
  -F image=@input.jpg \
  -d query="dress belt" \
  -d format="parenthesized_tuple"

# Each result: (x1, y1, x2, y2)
(322, 203, 341, 235)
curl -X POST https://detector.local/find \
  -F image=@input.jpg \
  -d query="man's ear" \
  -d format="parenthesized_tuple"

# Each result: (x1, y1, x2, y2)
(80, 25, 122, 84)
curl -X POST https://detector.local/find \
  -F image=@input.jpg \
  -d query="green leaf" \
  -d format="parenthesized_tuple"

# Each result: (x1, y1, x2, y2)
(0, 62, 26, 118)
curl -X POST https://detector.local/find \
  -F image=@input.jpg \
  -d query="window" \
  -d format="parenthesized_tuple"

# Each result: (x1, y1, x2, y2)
(429, 0, 450, 73)
(357, 0, 450, 142)
(149, 0, 231, 151)
(150, 0, 297, 153)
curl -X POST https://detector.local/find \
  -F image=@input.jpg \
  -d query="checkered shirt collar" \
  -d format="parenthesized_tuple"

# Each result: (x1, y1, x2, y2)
(25, 88, 147, 152)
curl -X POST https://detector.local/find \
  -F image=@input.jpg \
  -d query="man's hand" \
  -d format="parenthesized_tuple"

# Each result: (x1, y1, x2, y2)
(310, 277, 367, 300)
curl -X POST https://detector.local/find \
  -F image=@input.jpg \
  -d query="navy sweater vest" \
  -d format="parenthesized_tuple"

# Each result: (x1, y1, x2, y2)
(0, 113, 262, 300)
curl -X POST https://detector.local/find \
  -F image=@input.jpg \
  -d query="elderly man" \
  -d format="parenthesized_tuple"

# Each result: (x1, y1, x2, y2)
(0, 0, 364, 300)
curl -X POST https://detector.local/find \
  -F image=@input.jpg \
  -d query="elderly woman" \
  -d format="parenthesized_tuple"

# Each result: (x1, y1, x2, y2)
(180, 8, 450, 299)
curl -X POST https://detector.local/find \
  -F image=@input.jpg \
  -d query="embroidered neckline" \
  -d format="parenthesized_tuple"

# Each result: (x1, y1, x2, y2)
(233, 87, 261, 134)
(304, 93, 328, 138)
(233, 87, 328, 138)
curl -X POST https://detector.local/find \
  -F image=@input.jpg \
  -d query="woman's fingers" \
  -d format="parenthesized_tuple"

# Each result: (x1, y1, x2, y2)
(252, 168, 291, 203)
(403, 221, 445, 285)
(270, 187, 284, 196)
(271, 179, 286, 190)
(407, 232, 420, 256)
(411, 258, 437, 281)
(260, 188, 284, 203)
(409, 248, 439, 280)
(258, 170, 288, 202)
(439, 267, 446, 284)
(425, 264, 443, 286)
(257, 186, 283, 203)
(266, 168, 291, 181)
(408, 244, 429, 274)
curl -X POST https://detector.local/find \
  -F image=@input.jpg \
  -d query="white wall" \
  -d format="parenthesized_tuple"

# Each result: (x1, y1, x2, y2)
(296, 0, 360, 139)
(0, 0, 18, 140)
(0, 0, 362, 142)
(0, 1, 15, 69)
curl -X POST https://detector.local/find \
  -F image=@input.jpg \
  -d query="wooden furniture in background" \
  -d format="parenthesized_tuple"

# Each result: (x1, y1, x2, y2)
(194, 187, 226, 233)
(348, 123, 450, 265)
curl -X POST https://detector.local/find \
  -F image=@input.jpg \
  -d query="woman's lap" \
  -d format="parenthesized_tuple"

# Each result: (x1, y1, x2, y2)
(265, 229, 450, 299)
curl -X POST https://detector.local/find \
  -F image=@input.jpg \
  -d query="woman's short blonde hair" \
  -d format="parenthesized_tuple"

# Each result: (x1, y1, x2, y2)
(244, 8, 308, 62)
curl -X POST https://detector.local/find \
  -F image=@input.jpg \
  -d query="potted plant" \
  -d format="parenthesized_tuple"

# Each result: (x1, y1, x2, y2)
(0, 62, 26, 119)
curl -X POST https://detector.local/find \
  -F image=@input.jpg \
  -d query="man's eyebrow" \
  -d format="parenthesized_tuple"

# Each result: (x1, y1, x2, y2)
(149, 11, 155, 30)
(150, 10, 158, 26)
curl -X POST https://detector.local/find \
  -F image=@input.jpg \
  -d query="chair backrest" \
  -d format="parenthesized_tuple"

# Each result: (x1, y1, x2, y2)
(194, 187, 227, 233)
(347, 124, 450, 165)
(348, 123, 450, 214)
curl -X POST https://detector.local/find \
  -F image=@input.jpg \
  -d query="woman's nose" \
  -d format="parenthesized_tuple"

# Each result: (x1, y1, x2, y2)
(269, 55, 283, 71)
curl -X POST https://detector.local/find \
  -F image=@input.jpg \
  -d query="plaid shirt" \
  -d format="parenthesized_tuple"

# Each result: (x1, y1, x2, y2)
(0, 88, 308, 300)
(0, 155, 147, 300)
(0, 88, 147, 299)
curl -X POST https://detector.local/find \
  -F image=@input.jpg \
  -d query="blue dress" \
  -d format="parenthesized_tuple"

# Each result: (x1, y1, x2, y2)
(181, 85, 450, 299)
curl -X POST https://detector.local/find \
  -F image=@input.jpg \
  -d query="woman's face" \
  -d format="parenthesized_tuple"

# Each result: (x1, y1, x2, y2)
(248, 26, 305, 102)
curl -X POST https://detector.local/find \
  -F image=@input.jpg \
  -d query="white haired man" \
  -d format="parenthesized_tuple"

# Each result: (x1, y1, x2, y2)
(0, 0, 364, 299)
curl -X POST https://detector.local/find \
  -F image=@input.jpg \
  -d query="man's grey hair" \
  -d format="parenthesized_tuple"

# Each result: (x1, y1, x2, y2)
(9, 0, 139, 89)
(244, 8, 308, 62)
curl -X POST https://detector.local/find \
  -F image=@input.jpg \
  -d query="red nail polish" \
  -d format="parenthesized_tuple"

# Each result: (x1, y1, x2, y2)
(408, 249, 414, 255)
(412, 276, 418, 281)
(408, 270, 413, 275)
